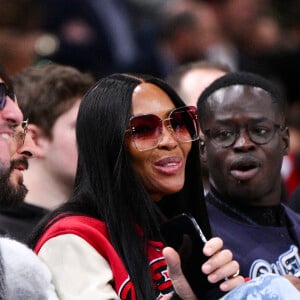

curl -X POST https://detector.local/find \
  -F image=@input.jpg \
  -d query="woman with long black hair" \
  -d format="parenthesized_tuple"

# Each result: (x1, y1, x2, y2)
(29, 73, 243, 299)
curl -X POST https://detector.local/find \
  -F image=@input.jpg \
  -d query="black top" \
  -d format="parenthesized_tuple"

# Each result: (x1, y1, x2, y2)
(0, 203, 48, 244)
(207, 187, 289, 227)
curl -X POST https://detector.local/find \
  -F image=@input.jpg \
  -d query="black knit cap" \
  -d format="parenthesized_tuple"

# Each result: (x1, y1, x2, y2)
(197, 71, 284, 111)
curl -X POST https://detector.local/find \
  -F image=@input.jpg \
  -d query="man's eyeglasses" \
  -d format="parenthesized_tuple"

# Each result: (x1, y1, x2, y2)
(127, 106, 200, 151)
(11, 119, 28, 148)
(0, 120, 28, 148)
(0, 82, 16, 110)
(204, 121, 284, 148)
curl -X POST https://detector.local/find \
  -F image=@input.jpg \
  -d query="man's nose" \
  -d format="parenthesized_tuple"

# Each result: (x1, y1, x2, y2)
(233, 129, 256, 150)
(17, 130, 42, 159)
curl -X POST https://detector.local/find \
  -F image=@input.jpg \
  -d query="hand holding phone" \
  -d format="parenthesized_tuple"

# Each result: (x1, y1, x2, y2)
(160, 213, 225, 300)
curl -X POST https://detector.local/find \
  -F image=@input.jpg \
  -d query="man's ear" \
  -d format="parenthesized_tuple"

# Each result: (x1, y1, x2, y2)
(27, 124, 48, 157)
(282, 126, 290, 156)
(199, 137, 207, 164)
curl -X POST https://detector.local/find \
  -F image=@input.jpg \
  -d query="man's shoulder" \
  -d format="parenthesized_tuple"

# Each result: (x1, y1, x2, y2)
(0, 203, 47, 243)
(0, 202, 47, 219)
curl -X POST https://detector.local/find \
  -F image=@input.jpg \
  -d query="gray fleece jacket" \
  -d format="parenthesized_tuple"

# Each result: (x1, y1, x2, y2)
(0, 237, 58, 300)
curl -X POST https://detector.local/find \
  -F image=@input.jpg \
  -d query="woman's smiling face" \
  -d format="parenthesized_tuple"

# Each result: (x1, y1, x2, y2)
(125, 82, 192, 202)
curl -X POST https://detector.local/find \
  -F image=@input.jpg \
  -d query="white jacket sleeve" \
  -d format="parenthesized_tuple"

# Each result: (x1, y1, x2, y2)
(38, 234, 119, 300)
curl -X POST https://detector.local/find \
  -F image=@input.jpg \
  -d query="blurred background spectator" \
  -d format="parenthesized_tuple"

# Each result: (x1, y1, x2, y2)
(39, 0, 143, 78)
(0, 0, 42, 75)
(166, 59, 232, 194)
(282, 102, 300, 200)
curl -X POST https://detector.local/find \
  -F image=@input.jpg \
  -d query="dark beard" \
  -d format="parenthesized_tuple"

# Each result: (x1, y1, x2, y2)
(0, 160, 28, 207)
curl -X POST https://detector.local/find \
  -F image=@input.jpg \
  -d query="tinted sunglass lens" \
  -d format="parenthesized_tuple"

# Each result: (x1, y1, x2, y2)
(170, 107, 198, 142)
(131, 114, 162, 150)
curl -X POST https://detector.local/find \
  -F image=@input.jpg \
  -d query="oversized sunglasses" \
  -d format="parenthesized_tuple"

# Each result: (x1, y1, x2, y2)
(0, 82, 16, 110)
(127, 106, 200, 151)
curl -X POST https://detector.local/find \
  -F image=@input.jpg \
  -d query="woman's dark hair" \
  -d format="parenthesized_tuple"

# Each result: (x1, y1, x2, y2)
(29, 73, 210, 299)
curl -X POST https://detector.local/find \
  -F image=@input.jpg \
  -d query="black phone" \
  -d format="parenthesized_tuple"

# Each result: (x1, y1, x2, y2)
(160, 213, 224, 300)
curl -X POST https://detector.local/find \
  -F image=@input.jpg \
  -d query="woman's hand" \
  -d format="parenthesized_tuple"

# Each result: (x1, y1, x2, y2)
(161, 237, 244, 299)
(161, 246, 197, 300)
